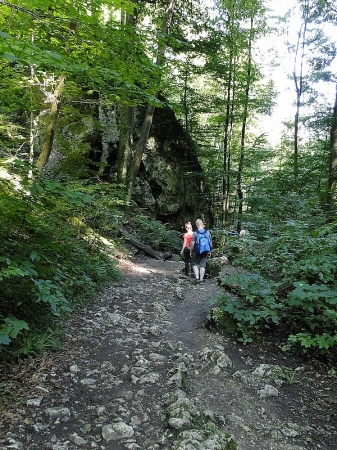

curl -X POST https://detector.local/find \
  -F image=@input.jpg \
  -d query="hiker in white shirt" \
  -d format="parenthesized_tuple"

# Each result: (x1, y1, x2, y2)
(239, 226, 247, 238)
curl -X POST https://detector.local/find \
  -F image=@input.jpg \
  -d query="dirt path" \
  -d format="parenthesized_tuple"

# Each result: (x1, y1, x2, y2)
(0, 256, 336, 450)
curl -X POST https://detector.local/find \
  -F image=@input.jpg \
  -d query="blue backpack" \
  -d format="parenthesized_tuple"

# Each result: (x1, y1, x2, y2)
(195, 230, 211, 255)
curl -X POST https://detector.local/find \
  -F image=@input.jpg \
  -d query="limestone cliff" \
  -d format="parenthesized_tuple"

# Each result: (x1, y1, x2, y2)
(50, 101, 211, 227)
(101, 104, 211, 227)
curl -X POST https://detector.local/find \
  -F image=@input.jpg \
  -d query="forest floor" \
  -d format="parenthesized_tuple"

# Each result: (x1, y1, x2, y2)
(0, 255, 336, 450)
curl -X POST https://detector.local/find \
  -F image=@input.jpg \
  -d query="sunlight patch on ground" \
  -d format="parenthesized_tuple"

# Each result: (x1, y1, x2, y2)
(132, 265, 153, 274)
(122, 260, 177, 276)
(130, 264, 167, 275)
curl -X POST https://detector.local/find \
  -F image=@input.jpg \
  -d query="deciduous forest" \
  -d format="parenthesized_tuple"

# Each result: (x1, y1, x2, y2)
(1, 0, 337, 364)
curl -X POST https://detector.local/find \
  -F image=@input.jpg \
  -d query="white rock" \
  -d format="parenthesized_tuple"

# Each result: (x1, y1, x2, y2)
(167, 371, 183, 388)
(107, 313, 123, 325)
(149, 353, 166, 362)
(96, 406, 106, 416)
(5, 437, 24, 449)
(257, 384, 279, 398)
(26, 397, 43, 407)
(139, 372, 160, 383)
(80, 378, 96, 385)
(69, 364, 80, 373)
(102, 422, 134, 442)
(216, 353, 232, 368)
(51, 442, 71, 449)
(168, 415, 192, 430)
(33, 423, 49, 432)
(45, 407, 71, 418)
(211, 365, 221, 375)
(70, 433, 87, 445)
(281, 427, 300, 437)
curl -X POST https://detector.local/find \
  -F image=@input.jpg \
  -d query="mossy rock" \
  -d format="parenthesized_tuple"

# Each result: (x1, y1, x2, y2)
(206, 256, 230, 278)
(206, 307, 239, 336)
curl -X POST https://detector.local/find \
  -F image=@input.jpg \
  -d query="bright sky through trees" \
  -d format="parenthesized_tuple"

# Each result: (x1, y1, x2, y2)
(205, 0, 336, 144)
(258, 0, 337, 144)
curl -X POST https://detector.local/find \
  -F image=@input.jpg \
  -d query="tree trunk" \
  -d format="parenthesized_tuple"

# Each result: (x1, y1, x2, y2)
(237, 16, 253, 232)
(182, 66, 189, 220)
(126, 103, 156, 200)
(222, 47, 234, 227)
(117, 0, 138, 184)
(35, 74, 66, 174)
(327, 83, 337, 214)
(292, 0, 308, 180)
(29, 111, 35, 179)
(126, 0, 177, 200)
(117, 104, 134, 183)
(120, 229, 172, 260)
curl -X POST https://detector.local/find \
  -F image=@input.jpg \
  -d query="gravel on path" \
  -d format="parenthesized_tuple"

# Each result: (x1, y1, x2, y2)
(0, 256, 336, 450)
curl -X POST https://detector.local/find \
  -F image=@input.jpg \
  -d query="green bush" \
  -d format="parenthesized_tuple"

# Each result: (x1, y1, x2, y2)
(216, 274, 283, 343)
(215, 219, 337, 360)
(0, 162, 121, 359)
(131, 214, 181, 252)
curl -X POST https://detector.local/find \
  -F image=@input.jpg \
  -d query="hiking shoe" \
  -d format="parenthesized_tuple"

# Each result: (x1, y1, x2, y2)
(199, 280, 205, 284)
(193, 279, 199, 284)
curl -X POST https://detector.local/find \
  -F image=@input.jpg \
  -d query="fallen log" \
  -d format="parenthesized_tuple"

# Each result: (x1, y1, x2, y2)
(120, 229, 172, 261)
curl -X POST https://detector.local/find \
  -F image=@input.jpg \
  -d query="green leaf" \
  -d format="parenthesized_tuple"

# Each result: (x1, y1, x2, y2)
(46, 51, 62, 60)
(30, 251, 40, 262)
(0, 31, 13, 39)
(1, 317, 29, 339)
(30, 183, 45, 195)
(3, 52, 16, 62)
(0, 332, 11, 345)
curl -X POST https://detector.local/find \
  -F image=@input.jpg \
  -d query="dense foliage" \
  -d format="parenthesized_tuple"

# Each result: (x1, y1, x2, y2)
(210, 208, 337, 362)
(0, 163, 177, 359)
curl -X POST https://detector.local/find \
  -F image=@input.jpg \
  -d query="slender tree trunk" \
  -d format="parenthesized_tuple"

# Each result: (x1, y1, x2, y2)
(182, 66, 189, 220)
(226, 81, 235, 220)
(28, 38, 35, 180)
(117, 0, 138, 184)
(35, 73, 66, 174)
(35, 14, 76, 174)
(117, 105, 134, 183)
(292, 0, 308, 180)
(237, 16, 253, 232)
(294, 102, 300, 179)
(222, 48, 234, 227)
(29, 111, 35, 179)
(221, 0, 237, 227)
(327, 83, 337, 215)
(126, 0, 177, 200)
(127, 104, 156, 199)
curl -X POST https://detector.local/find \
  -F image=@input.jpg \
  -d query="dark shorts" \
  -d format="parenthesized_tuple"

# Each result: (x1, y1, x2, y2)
(191, 251, 208, 268)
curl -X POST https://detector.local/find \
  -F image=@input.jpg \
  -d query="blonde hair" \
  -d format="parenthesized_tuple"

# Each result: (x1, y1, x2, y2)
(196, 219, 204, 228)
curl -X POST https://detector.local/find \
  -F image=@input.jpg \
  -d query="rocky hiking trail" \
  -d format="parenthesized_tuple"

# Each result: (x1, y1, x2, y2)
(0, 256, 336, 450)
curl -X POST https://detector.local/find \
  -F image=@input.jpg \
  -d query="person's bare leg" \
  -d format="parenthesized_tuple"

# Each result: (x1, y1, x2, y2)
(193, 265, 199, 280)
(199, 267, 205, 282)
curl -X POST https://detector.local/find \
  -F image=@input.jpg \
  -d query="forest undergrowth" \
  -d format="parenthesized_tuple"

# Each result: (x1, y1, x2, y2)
(1, 171, 337, 369)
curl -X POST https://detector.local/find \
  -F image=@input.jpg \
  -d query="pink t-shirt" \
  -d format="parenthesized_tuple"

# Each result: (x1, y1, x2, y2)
(184, 233, 193, 249)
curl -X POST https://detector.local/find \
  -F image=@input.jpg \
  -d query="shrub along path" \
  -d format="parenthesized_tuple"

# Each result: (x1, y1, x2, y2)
(0, 256, 336, 450)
